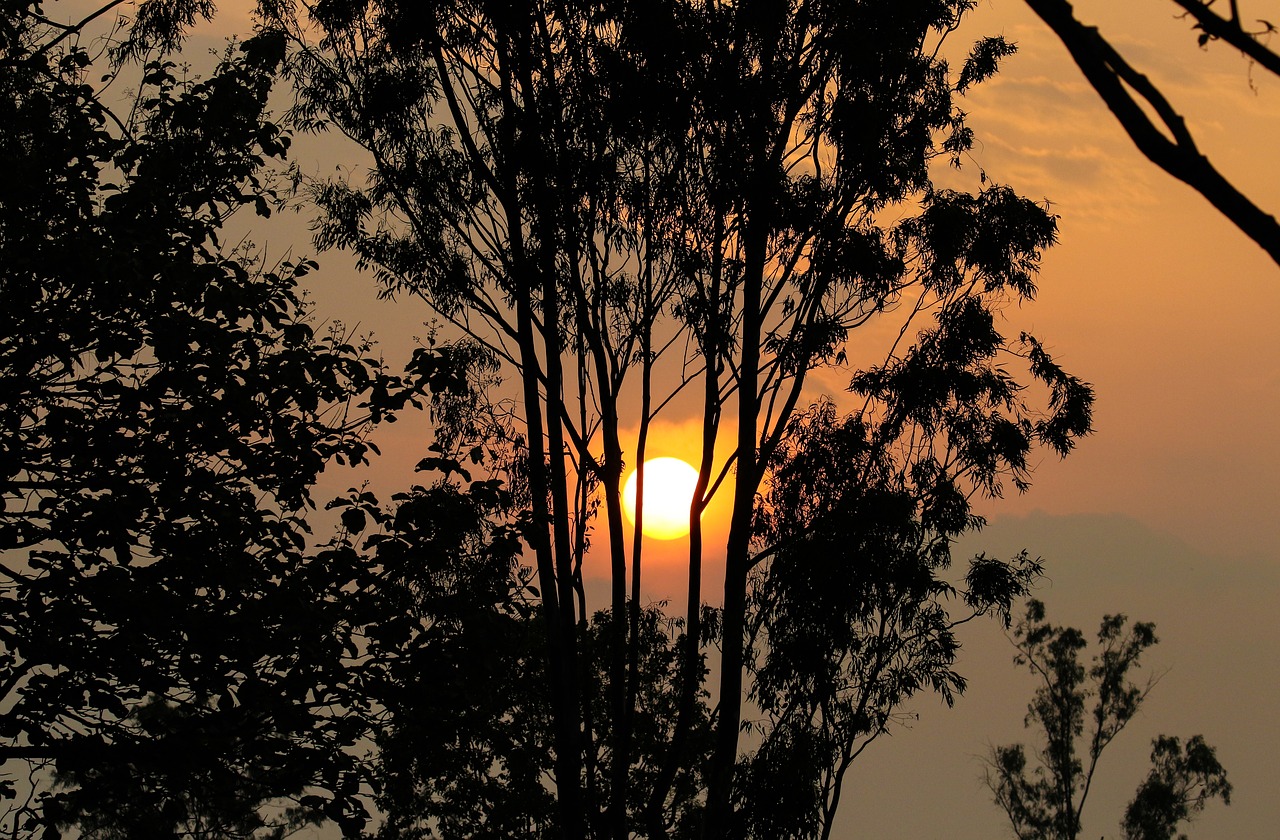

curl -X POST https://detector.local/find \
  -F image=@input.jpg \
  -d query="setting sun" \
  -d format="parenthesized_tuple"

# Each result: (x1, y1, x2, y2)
(622, 457, 700, 541)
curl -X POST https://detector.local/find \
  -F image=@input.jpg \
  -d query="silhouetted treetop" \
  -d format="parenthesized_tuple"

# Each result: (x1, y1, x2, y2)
(986, 599, 1230, 840)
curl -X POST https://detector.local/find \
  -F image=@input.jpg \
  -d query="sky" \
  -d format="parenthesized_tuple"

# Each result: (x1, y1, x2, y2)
(836, 3, 1280, 837)
(66, 0, 1280, 836)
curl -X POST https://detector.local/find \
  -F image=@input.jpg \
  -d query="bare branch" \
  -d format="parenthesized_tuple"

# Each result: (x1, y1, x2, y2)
(1170, 0, 1280, 76)
(1025, 0, 1280, 265)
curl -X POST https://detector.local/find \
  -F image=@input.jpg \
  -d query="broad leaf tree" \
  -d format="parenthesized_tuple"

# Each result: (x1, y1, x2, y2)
(0, 5, 413, 835)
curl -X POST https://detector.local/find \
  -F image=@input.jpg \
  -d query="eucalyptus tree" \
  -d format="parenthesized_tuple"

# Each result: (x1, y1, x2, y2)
(986, 600, 1231, 840)
(266, 1, 1093, 837)
(274, 5, 696, 836)
(645, 8, 1093, 833)
(742, 402, 1045, 839)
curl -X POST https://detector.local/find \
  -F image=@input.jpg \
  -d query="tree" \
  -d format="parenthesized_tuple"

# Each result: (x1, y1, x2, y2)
(744, 400, 1047, 839)
(985, 599, 1230, 840)
(263, 1, 1094, 837)
(1121, 735, 1233, 840)
(349, 478, 715, 839)
(1023, 0, 1280, 266)
(335, 477, 561, 839)
(0, 5, 416, 835)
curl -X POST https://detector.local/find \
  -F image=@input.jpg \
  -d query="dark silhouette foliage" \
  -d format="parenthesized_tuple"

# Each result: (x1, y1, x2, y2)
(260, 1, 1093, 837)
(3, 1, 1099, 838)
(986, 600, 1230, 840)
(0, 5, 417, 836)
(1122, 735, 1232, 840)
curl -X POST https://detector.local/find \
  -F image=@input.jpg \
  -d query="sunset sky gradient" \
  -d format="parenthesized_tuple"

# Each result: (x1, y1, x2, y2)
(86, 0, 1280, 835)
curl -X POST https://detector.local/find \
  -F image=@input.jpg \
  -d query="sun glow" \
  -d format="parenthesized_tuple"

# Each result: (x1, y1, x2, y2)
(622, 457, 700, 541)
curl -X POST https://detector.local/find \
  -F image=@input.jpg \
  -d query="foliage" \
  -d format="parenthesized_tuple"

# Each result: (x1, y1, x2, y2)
(324, 475, 714, 840)
(1, 0, 1101, 838)
(353, 479, 559, 839)
(1121, 735, 1231, 840)
(986, 600, 1230, 840)
(744, 399, 1046, 838)
(0, 6, 413, 836)
(261, 1, 1095, 838)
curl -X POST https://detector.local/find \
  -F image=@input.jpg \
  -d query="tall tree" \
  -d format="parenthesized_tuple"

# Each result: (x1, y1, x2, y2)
(743, 400, 1046, 839)
(985, 599, 1231, 840)
(260, 0, 1095, 836)
(0, 5, 416, 835)
(1023, 0, 1280, 266)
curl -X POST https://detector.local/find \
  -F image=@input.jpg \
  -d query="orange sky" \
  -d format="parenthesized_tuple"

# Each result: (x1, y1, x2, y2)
(60, 0, 1280, 836)
(285, 1, 1279, 835)
(282, 3, 1280, 836)
(951, 1, 1280, 563)
(842, 4, 1280, 837)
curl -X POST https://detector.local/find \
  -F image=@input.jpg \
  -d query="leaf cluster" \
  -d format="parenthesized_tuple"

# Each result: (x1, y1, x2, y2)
(0, 13, 422, 837)
(986, 600, 1230, 840)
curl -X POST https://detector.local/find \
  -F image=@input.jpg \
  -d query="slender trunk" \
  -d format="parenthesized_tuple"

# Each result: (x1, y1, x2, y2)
(645, 211, 724, 835)
(542, 248, 590, 837)
(600, 390, 630, 838)
(535, 109, 591, 840)
(502, 15, 587, 836)
(703, 210, 766, 839)
(514, 276, 584, 840)
(564, 177, 631, 840)
(625, 180, 656, 838)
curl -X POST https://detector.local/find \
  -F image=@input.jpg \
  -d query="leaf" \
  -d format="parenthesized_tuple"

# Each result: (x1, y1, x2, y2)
(340, 508, 367, 533)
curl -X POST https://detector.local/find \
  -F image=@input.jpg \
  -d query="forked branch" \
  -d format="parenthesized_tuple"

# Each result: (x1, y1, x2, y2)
(1025, 0, 1280, 266)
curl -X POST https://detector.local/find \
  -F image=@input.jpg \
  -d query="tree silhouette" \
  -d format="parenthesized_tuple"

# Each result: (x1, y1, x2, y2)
(745, 400, 1046, 839)
(985, 599, 1230, 840)
(262, 1, 1094, 836)
(1, 1, 1104, 837)
(1024, 0, 1280, 266)
(1121, 735, 1233, 840)
(0, 6, 419, 835)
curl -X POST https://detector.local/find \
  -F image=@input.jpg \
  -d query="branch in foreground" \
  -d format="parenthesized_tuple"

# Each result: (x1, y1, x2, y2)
(1025, 0, 1280, 266)
(1169, 0, 1280, 76)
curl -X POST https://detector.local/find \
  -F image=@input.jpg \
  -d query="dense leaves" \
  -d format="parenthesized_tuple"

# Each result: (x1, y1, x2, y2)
(260, 0, 1096, 837)
(1122, 735, 1231, 840)
(0, 8, 412, 836)
(745, 397, 1044, 837)
(4, 1, 1101, 838)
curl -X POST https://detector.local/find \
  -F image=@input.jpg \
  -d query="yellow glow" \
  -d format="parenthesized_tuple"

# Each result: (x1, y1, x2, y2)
(622, 457, 699, 541)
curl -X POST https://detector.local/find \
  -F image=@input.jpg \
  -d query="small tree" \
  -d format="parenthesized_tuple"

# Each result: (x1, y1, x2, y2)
(1121, 735, 1233, 840)
(986, 599, 1230, 840)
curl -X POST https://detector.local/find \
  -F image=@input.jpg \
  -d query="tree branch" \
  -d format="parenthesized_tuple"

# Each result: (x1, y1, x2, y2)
(1025, 0, 1280, 266)
(1170, 0, 1280, 76)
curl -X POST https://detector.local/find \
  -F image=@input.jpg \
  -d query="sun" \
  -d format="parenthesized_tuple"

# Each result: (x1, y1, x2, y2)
(622, 457, 700, 541)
